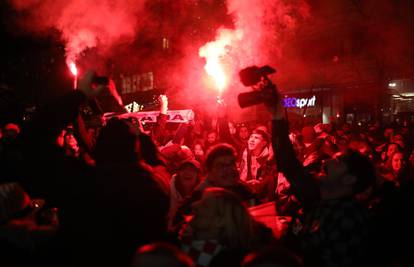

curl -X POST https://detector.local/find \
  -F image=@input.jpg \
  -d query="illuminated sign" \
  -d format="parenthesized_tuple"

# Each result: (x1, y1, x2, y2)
(283, 95, 316, 109)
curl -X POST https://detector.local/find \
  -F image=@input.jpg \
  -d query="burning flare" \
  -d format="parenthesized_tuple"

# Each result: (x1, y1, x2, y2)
(199, 29, 241, 94)
(68, 61, 78, 89)
(69, 61, 78, 77)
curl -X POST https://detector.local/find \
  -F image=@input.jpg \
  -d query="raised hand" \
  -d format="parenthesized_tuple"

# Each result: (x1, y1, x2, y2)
(159, 94, 168, 114)
(216, 96, 227, 119)
(108, 78, 123, 106)
(263, 82, 284, 119)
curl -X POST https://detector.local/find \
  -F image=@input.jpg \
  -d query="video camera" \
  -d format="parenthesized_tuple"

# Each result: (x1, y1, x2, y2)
(237, 65, 278, 108)
(92, 75, 109, 86)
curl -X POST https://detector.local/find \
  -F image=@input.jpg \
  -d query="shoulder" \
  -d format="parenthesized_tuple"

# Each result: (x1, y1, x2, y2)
(181, 239, 223, 267)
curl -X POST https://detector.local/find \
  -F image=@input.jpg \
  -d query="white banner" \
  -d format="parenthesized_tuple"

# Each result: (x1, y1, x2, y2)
(104, 109, 194, 123)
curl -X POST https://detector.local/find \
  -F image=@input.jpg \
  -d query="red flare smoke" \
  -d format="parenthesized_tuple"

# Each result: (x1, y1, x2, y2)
(198, 0, 311, 97)
(199, 28, 242, 95)
(10, 0, 146, 71)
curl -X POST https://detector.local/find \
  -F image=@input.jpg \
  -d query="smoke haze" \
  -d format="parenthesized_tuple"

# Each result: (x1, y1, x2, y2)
(6, 0, 414, 119)
(10, 0, 146, 66)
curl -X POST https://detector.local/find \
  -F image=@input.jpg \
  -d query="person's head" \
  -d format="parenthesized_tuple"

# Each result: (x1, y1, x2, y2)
(384, 127, 394, 141)
(132, 242, 194, 267)
(238, 126, 249, 141)
(161, 144, 194, 174)
(207, 131, 218, 145)
(348, 140, 373, 160)
(56, 129, 67, 147)
(205, 144, 239, 188)
(190, 187, 259, 249)
(248, 129, 269, 155)
(325, 123, 333, 134)
(336, 128, 345, 138)
(138, 133, 165, 167)
(255, 124, 268, 134)
(94, 118, 140, 165)
(319, 139, 339, 158)
(391, 134, 405, 148)
(336, 137, 348, 152)
(64, 131, 79, 151)
(228, 121, 237, 135)
(386, 143, 402, 159)
(176, 160, 201, 196)
(301, 126, 315, 144)
(2, 123, 20, 139)
(314, 123, 325, 135)
(357, 141, 373, 159)
(241, 246, 303, 267)
(387, 151, 405, 174)
(319, 149, 375, 197)
(193, 142, 205, 158)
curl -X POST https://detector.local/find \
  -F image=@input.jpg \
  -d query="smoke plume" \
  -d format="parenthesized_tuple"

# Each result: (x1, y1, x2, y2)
(10, 0, 145, 66)
(193, 0, 310, 121)
(8, 0, 311, 119)
(226, 0, 309, 66)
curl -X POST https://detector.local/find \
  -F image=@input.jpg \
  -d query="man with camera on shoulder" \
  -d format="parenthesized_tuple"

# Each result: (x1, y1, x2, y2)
(238, 66, 375, 267)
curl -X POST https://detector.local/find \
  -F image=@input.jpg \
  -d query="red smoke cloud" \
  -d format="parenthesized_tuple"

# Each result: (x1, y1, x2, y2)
(9, 0, 311, 120)
(194, 0, 310, 120)
(225, 0, 309, 66)
(10, 0, 145, 67)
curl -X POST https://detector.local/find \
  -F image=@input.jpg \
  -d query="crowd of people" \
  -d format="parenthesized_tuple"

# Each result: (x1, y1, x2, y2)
(0, 71, 413, 267)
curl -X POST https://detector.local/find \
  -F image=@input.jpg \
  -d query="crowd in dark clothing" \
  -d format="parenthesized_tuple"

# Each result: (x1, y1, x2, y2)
(0, 73, 413, 267)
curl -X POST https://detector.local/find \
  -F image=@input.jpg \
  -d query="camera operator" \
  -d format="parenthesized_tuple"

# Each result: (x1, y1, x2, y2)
(239, 66, 375, 267)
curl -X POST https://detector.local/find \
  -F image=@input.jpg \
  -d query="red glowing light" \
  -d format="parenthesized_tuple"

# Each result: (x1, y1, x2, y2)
(69, 61, 78, 77)
(68, 60, 78, 89)
(199, 29, 240, 94)
(199, 43, 227, 93)
(204, 57, 227, 92)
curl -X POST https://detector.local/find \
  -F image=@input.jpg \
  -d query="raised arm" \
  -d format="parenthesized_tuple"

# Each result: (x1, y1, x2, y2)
(266, 85, 319, 210)
(151, 95, 169, 145)
(21, 71, 106, 147)
(216, 100, 238, 150)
